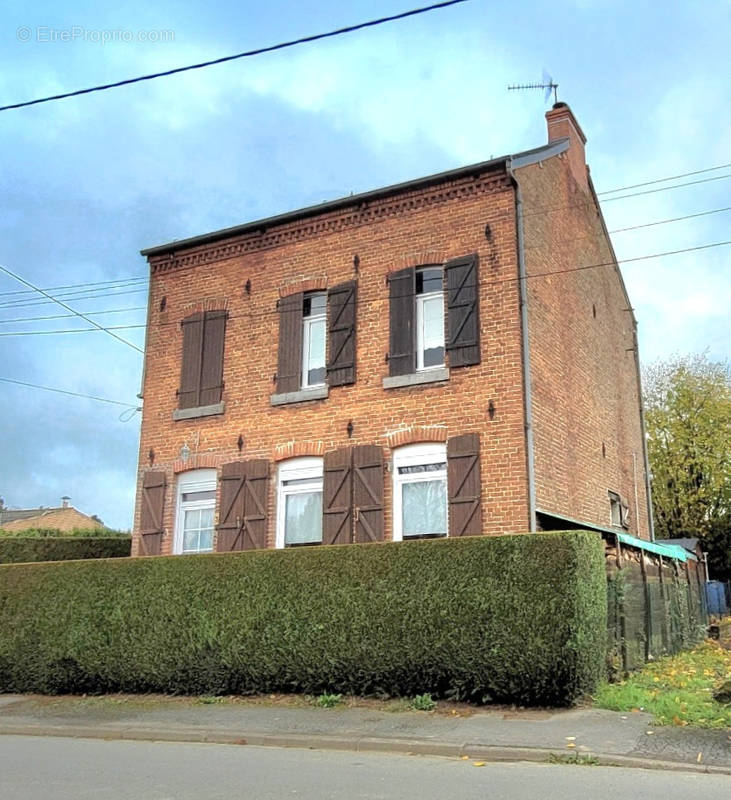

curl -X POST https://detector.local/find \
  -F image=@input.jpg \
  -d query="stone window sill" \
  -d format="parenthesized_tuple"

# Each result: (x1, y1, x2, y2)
(172, 402, 225, 421)
(270, 385, 329, 406)
(382, 367, 450, 390)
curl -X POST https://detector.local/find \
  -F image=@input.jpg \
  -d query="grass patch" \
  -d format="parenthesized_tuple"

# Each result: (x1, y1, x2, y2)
(312, 692, 343, 708)
(594, 640, 731, 728)
(410, 693, 436, 711)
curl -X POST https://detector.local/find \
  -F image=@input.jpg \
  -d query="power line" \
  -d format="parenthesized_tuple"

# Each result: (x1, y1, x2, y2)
(608, 205, 731, 234)
(0, 1, 470, 113)
(0, 264, 144, 353)
(0, 324, 145, 337)
(0, 275, 146, 298)
(600, 173, 731, 203)
(0, 287, 148, 310)
(0, 307, 146, 325)
(597, 162, 731, 195)
(0, 377, 138, 408)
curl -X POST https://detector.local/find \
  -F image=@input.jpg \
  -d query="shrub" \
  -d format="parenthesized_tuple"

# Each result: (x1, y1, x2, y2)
(0, 532, 606, 705)
(410, 693, 436, 711)
(0, 537, 131, 564)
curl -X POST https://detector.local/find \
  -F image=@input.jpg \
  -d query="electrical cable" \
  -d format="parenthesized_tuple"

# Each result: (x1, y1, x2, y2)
(0, 263, 144, 353)
(0, 307, 147, 325)
(0, 1, 470, 112)
(0, 376, 138, 408)
(597, 162, 731, 195)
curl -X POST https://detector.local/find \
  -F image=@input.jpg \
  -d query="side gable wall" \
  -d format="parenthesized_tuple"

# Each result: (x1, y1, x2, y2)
(516, 154, 651, 538)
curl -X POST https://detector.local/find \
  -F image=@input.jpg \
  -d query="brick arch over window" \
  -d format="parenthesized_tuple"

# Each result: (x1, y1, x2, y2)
(173, 453, 226, 474)
(274, 441, 326, 462)
(278, 275, 328, 298)
(387, 251, 447, 273)
(385, 425, 448, 449)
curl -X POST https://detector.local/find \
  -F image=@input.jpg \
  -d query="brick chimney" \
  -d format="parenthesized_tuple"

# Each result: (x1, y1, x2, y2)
(545, 102, 588, 192)
(61, 496, 70, 509)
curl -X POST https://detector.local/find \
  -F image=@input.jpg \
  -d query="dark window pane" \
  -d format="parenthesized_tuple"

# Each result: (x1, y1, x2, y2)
(423, 345, 444, 368)
(398, 462, 446, 475)
(308, 366, 326, 385)
(416, 267, 443, 295)
(304, 292, 326, 317)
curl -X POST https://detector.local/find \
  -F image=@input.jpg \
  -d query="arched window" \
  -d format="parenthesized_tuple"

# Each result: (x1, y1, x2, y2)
(276, 457, 324, 548)
(174, 469, 217, 554)
(392, 443, 448, 541)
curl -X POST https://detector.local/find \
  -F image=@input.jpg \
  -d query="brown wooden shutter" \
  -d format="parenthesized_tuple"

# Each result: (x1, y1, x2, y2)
(276, 292, 303, 394)
(326, 281, 357, 386)
(447, 433, 482, 537)
(353, 445, 384, 543)
(445, 253, 480, 367)
(216, 459, 269, 551)
(199, 310, 227, 406)
(139, 471, 166, 555)
(323, 447, 352, 545)
(388, 267, 415, 376)
(178, 313, 204, 409)
(216, 461, 246, 551)
(242, 459, 269, 550)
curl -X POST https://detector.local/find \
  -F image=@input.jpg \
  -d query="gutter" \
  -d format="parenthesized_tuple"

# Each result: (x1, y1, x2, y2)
(507, 158, 537, 532)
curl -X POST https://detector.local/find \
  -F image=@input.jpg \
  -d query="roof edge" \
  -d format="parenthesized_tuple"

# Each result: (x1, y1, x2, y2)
(140, 140, 569, 258)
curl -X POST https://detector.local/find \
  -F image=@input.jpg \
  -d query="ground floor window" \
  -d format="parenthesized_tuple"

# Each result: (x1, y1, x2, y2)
(174, 469, 217, 554)
(392, 443, 448, 540)
(276, 457, 323, 547)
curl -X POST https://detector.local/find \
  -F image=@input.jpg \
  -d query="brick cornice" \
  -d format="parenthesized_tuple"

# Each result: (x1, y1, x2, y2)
(149, 174, 511, 275)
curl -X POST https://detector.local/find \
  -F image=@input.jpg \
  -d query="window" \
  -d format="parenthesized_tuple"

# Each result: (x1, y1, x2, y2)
(392, 444, 448, 541)
(415, 267, 445, 370)
(609, 491, 629, 529)
(276, 458, 323, 547)
(385, 254, 480, 388)
(174, 469, 217, 554)
(272, 282, 356, 405)
(302, 292, 326, 387)
(175, 310, 227, 417)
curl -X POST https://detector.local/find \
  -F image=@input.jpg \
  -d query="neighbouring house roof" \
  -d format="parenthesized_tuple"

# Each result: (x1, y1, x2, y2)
(656, 537, 702, 555)
(0, 507, 103, 533)
(140, 139, 570, 258)
(0, 508, 42, 525)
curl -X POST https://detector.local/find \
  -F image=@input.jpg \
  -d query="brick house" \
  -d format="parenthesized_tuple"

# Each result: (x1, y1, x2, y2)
(133, 103, 653, 557)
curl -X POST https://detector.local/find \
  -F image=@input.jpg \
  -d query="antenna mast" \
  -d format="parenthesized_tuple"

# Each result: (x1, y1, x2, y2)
(508, 80, 559, 105)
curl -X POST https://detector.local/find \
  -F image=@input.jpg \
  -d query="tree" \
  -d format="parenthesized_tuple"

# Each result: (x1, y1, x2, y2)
(643, 353, 730, 580)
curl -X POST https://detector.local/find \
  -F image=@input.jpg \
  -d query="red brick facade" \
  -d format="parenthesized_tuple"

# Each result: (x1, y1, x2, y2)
(132, 105, 651, 557)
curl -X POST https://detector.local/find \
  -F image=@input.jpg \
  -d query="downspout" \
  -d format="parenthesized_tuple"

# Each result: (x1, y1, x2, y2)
(507, 158, 537, 532)
(631, 321, 656, 541)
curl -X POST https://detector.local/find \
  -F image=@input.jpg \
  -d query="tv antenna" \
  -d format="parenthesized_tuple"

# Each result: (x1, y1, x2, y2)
(508, 70, 558, 105)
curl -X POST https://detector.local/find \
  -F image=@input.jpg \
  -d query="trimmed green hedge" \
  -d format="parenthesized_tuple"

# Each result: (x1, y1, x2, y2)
(0, 537, 131, 564)
(0, 532, 606, 705)
(0, 527, 128, 538)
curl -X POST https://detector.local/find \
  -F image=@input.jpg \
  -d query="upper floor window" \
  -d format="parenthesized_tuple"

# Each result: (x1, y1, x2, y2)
(276, 458, 323, 547)
(386, 254, 480, 386)
(174, 469, 217, 554)
(302, 292, 327, 387)
(609, 490, 629, 529)
(415, 267, 445, 371)
(272, 282, 356, 404)
(177, 310, 227, 412)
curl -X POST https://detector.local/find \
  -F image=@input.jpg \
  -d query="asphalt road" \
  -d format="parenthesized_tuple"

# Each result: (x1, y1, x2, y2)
(0, 736, 728, 799)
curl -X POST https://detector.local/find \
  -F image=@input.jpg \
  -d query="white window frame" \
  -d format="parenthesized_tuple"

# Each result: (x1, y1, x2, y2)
(608, 490, 629, 529)
(392, 443, 448, 541)
(276, 457, 324, 548)
(301, 292, 327, 388)
(173, 468, 217, 555)
(415, 269, 445, 372)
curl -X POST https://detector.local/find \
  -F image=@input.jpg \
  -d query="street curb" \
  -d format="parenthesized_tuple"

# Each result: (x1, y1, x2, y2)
(0, 722, 729, 775)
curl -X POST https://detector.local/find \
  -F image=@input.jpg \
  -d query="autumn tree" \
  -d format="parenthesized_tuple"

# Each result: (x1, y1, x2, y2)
(643, 353, 730, 580)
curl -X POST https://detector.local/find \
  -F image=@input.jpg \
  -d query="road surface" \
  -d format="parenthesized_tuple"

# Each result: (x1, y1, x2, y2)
(0, 735, 727, 799)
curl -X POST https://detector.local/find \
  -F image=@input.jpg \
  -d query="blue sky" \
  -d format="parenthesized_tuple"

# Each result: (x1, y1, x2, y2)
(1, 0, 729, 529)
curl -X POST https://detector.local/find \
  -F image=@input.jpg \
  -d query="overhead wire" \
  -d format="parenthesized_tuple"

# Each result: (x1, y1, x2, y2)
(597, 162, 731, 195)
(0, 376, 138, 408)
(0, 263, 144, 353)
(0, 1, 470, 112)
